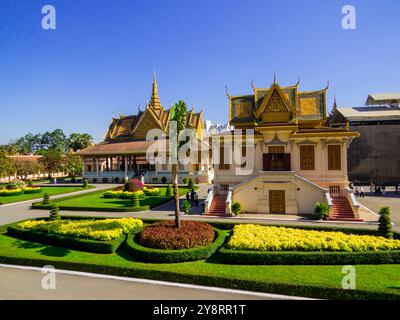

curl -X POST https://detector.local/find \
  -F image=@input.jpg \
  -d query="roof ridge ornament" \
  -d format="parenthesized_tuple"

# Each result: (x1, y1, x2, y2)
(251, 80, 255, 90)
(225, 85, 231, 98)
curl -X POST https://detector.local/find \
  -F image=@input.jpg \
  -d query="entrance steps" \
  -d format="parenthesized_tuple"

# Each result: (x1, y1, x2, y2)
(205, 194, 228, 216)
(327, 196, 363, 222)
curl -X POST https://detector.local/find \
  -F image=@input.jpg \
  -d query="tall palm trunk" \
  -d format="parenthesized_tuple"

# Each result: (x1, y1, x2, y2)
(172, 163, 181, 228)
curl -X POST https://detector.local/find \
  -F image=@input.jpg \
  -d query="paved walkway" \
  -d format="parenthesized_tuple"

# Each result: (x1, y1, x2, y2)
(1, 265, 302, 300)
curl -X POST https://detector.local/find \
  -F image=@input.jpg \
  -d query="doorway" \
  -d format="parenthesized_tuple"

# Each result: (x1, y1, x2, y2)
(269, 190, 286, 214)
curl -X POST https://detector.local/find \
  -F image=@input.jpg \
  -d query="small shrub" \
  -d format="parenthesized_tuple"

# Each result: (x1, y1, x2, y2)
(161, 176, 167, 184)
(314, 202, 330, 220)
(114, 177, 120, 183)
(93, 178, 97, 183)
(152, 177, 158, 183)
(6, 180, 25, 190)
(49, 205, 60, 221)
(83, 178, 88, 189)
(182, 177, 188, 184)
(131, 193, 140, 209)
(379, 206, 393, 239)
(165, 184, 173, 197)
(139, 220, 215, 250)
(27, 179, 33, 187)
(231, 202, 241, 216)
(187, 178, 194, 190)
(181, 200, 191, 214)
(43, 193, 50, 205)
(102, 177, 108, 183)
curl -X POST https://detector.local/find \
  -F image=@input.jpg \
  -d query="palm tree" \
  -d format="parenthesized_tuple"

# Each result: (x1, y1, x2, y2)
(168, 100, 189, 228)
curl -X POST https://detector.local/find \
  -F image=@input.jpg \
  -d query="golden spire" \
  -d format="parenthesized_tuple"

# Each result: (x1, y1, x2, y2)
(150, 72, 161, 110)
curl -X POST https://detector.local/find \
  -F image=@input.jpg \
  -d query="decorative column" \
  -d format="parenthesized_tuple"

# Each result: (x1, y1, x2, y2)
(124, 157, 128, 181)
(96, 158, 99, 177)
(82, 158, 86, 178)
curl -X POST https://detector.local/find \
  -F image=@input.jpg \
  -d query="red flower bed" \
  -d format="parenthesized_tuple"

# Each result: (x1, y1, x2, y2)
(139, 221, 215, 250)
(124, 179, 144, 192)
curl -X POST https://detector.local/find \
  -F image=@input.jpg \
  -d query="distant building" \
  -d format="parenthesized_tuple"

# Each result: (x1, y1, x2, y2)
(329, 94, 400, 185)
(204, 120, 233, 135)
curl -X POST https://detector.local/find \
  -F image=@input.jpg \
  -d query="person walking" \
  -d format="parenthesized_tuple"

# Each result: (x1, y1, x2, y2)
(186, 192, 190, 201)
(190, 188, 195, 205)
(194, 192, 199, 207)
(359, 186, 365, 198)
(382, 185, 386, 196)
(354, 186, 360, 197)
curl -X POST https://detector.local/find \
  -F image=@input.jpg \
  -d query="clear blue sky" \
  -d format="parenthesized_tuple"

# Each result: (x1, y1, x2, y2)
(0, 0, 399, 144)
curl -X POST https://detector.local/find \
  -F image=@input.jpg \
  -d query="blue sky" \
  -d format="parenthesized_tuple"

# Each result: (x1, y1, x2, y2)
(0, 0, 399, 144)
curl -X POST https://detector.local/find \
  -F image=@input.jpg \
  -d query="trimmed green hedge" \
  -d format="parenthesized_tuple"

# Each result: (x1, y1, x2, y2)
(30, 204, 150, 212)
(23, 188, 42, 194)
(125, 228, 227, 263)
(7, 224, 126, 254)
(214, 247, 400, 265)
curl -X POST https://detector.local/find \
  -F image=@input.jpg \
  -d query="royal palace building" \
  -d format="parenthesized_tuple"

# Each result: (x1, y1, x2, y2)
(78, 75, 213, 184)
(206, 79, 361, 220)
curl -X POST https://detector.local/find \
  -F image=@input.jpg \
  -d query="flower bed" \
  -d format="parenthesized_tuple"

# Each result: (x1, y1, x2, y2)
(125, 227, 227, 263)
(103, 190, 145, 199)
(0, 188, 24, 196)
(16, 218, 143, 241)
(22, 187, 42, 194)
(226, 224, 400, 252)
(7, 217, 143, 254)
(139, 221, 215, 250)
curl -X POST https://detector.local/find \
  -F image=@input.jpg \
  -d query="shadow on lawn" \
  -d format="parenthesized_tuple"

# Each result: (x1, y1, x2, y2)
(11, 239, 71, 257)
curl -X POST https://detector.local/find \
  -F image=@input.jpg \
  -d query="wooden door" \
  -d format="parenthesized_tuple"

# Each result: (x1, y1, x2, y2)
(269, 190, 285, 214)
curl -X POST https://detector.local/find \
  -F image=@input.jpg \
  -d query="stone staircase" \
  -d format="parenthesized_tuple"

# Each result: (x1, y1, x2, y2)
(327, 196, 363, 222)
(206, 194, 228, 216)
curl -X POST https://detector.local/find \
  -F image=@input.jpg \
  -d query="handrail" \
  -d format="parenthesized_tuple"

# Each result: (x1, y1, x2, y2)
(325, 192, 333, 209)
(345, 188, 360, 219)
(225, 188, 233, 215)
(204, 188, 214, 214)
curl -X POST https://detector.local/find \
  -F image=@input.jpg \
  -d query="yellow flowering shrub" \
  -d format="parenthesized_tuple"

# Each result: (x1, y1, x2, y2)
(17, 218, 143, 241)
(104, 190, 144, 199)
(226, 224, 400, 252)
(0, 188, 24, 196)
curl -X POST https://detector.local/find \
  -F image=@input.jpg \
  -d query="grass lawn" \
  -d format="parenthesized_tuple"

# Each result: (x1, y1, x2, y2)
(32, 186, 193, 211)
(0, 186, 91, 205)
(0, 226, 399, 299)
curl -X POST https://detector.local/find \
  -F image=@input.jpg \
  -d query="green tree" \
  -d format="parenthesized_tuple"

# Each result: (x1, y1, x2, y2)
(231, 202, 242, 216)
(40, 129, 68, 153)
(168, 100, 192, 228)
(378, 206, 393, 239)
(181, 200, 191, 214)
(187, 178, 194, 190)
(49, 204, 60, 221)
(65, 153, 83, 177)
(131, 193, 140, 208)
(43, 193, 50, 205)
(165, 184, 173, 197)
(39, 149, 65, 178)
(68, 133, 94, 152)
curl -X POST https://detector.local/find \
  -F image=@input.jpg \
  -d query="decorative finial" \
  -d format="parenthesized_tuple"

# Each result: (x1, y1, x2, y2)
(323, 80, 330, 91)
(251, 80, 255, 90)
(111, 112, 115, 119)
(333, 87, 337, 110)
(273, 71, 277, 84)
(295, 76, 300, 87)
(225, 85, 231, 97)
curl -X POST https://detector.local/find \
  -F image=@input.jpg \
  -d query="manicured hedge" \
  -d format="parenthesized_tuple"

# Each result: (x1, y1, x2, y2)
(0, 253, 398, 300)
(125, 228, 227, 263)
(214, 247, 400, 265)
(7, 224, 126, 254)
(23, 188, 42, 194)
(30, 204, 150, 212)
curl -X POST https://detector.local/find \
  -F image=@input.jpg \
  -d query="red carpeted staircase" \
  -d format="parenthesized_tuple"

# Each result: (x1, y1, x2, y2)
(327, 197, 363, 222)
(206, 194, 228, 216)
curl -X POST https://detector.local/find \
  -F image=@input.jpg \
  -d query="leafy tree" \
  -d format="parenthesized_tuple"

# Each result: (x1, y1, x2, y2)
(65, 153, 83, 177)
(43, 193, 50, 205)
(168, 100, 191, 228)
(187, 178, 194, 190)
(131, 193, 140, 209)
(68, 133, 93, 152)
(181, 200, 191, 214)
(165, 184, 173, 197)
(39, 149, 65, 178)
(40, 129, 68, 153)
(378, 206, 393, 239)
(49, 204, 60, 221)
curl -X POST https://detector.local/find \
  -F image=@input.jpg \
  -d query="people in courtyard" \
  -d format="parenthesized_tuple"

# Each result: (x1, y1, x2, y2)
(382, 185, 386, 196)
(186, 192, 190, 201)
(370, 182, 375, 193)
(194, 193, 199, 207)
(190, 189, 195, 204)
(396, 184, 399, 193)
(354, 186, 360, 197)
(359, 186, 365, 198)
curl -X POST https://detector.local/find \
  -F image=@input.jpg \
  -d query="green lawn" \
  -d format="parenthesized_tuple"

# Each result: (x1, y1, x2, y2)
(32, 186, 193, 211)
(0, 228, 399, 299)
(0, 186, 90, 205)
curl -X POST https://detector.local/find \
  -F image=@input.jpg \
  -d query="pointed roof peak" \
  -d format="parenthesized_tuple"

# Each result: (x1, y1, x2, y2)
(149, 72, 161, 111)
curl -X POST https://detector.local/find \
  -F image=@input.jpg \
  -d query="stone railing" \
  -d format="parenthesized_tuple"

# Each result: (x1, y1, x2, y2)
(204, 187, 214, 214)
(345, 188, 361, 219)
(225, 188, 233, 215)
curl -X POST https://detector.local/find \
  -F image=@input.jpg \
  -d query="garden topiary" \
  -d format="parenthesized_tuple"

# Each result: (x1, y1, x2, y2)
(43, 193, 50, 205)
(27, 179, 33, 187)
(181, 200, 191, 214)
(161, 176, 167, 184)
(165, 184, 173, 197)
(314, 202, 330, 220)
(231, 202, 241, 216)
(131, 193, 140, 209)
(187, 178, 194, 190)
(83, 178, 88, 189)
(49, 204, 60, 221)
(182, 177, 188, 184)
(378, 206, 393, 239)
